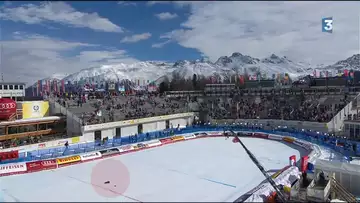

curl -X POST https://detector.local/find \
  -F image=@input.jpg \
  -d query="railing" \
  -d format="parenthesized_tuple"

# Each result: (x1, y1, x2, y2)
(330, 177, 358, 202)
(1, 125, 359, 164)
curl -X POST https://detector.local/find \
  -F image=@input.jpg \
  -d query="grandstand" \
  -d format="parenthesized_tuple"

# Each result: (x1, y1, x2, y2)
(59, 94, 190, 125)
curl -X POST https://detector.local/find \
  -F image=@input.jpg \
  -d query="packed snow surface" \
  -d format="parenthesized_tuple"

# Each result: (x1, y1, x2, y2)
(0, 137, 303, 202)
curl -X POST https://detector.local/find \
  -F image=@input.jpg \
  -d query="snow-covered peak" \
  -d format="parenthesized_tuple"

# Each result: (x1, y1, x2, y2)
(34, 53, 360, 88)
(324, 54, 360, 70)
(261, 54, 290, 64)
(229, 52, 259, 65)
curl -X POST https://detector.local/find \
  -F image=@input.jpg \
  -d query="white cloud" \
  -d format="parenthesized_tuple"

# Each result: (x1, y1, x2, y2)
(118, 1, 137, 6)
(147, 1, 171, 6)
(147, 1, 196, 7)
(155, 12, 178, 20)
(152, 40, 171, 48)
(161, 1, 360, 65)
(0, 33, 138, 84)
(0, 2, 123, 32)
(120, 33, 152, 43)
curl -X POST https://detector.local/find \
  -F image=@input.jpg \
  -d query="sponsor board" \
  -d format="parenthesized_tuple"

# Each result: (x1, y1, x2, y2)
(80, 152, 102, 161)
(0, 150, 19, 161)
(293, 140, 311, 150)
(99, 148, 120, 156)
(207, 132, 222, 136)
(134, 143, 148, 149)
(171, 136, 185, 141)
(0, 162, 27, 175)
(159, 138, 173, 144)
(38, 143, 46, 148)
(194, 132, 208, 136)
(26, 160, 57, 172)
(71, 137, 80, 144)
(143, 140, 162, 147)
(268, 134, 283, 141)
(22, 101, 49, 119)
(283, 137, 295, 143)
(56, 155, 81, 165)
(57, 140, 68, 146)
(184, 134, 196, 140)
(252, 133, 268, 139)
(118, 145, 134, 153)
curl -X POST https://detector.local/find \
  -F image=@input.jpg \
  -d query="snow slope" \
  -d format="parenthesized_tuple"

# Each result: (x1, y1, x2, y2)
(37, 53, 360, 86)
(0, 137, 301, 202)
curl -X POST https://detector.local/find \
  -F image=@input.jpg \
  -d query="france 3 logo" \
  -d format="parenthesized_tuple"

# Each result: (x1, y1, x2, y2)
(322, 17, 333, 33)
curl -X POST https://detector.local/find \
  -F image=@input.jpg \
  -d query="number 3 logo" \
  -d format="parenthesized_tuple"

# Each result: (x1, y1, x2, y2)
(324, 19, 333, 31)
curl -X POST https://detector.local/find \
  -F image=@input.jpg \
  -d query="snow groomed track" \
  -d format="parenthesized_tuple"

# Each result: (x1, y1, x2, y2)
(2, 132, 320, 201)
(0, 131, 336, 202)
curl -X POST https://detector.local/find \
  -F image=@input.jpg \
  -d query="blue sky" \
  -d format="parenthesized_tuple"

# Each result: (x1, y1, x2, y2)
(0, 1, 359, 84)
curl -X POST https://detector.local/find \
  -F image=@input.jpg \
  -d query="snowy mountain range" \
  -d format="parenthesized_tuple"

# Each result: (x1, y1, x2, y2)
(38, 53, 360, 86)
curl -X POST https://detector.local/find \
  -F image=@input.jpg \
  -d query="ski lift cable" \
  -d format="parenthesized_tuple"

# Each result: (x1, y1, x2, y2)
(232, 133, 287, 202)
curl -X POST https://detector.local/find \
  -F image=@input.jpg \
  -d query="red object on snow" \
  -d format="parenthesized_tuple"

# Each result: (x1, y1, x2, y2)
(289, 155, 296, 166)
(0, 98, 17, 121)
(301, 155, 309, 172)
(232, 137, 240, 143)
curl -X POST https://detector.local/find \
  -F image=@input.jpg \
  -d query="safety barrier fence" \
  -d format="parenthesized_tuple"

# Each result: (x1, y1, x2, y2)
(1, 125, 358, 165)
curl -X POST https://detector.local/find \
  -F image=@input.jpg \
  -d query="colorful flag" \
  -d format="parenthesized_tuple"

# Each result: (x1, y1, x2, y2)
(61, 80, 65, 93)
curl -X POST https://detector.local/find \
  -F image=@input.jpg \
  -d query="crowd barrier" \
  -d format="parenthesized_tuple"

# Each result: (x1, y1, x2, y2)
(1, 125, 357, 165)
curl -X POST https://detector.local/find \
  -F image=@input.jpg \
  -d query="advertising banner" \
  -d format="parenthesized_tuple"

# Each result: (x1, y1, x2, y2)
(301, 156, 309, 172)
(268, 134, 283, 141)
(0, 150, 19, 161)
(143, 139, 162, 147)
(283, 137, 295, 143)
(80, 152, 102, 161)
(118, 145, 134, 153)
(56, 155, 81, 165)
(22, 101, 49, 119)
(207, 132, 222, 136)
(194, 132, 209, 137)
(26, 160, 57, 172)
(98, 148, 120, 156)
(71, 137, 80, 144)
(134, 143, 148, 149)
(159, 138, 173, 144)
(0, 163, 27, 175)
(252, 133, 269, 139)
(171, 136, 185, 141)
(184, 134, 196, 140)
(289, 155, 297, 166)
(57, 140, 68, 146)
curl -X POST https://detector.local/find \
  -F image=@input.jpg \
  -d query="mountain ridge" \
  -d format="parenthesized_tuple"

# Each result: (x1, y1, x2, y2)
(35, 53, 360, 87)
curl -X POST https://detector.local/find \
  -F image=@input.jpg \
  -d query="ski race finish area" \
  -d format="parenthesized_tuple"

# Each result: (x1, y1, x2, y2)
(0, 135, 304, 202)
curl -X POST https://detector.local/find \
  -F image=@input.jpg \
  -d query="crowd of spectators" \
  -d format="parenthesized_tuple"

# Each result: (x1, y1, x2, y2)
(201, 94, 351, 122)
(56, 92, 189, 125)
(54, 89, 352, 125)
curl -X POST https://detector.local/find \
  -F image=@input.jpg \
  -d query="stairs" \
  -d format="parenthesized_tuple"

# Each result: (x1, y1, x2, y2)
(330, 177, 358, 202)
